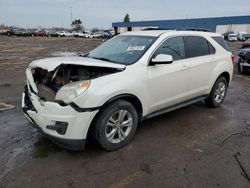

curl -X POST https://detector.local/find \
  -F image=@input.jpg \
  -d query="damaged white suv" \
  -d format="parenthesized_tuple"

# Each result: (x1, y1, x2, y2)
(22, 31, 234, 151)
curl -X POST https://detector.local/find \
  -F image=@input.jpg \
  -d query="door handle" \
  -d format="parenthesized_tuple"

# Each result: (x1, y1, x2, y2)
(181, 65, 189, 71)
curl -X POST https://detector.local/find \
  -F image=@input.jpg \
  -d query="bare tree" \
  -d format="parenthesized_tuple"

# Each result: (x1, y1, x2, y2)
(71, 19, 83, 31)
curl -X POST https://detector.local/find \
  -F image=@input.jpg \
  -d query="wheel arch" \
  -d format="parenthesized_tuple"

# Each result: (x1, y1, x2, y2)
(218, 71, 230, 85)
(207, 70, 231, 97)
(86, 93, 143, 139)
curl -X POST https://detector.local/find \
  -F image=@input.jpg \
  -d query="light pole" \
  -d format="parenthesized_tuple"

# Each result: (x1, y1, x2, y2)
(70, 6, 73, 24)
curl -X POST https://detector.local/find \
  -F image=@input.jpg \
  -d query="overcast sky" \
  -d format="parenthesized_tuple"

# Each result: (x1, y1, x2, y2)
(0, 0, 250, 29)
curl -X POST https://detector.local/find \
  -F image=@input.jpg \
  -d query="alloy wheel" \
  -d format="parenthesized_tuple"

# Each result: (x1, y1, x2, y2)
(105, 110, 133, 144)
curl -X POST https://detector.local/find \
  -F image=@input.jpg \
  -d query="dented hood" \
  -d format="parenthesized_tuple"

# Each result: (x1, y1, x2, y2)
(29, 56, 126, 72)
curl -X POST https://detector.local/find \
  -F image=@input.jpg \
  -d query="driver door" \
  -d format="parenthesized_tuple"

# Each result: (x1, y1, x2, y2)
(147, 36, 190, 114)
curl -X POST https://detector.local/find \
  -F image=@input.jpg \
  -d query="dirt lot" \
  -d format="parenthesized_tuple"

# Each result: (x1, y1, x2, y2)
(0, 36, 250, 188)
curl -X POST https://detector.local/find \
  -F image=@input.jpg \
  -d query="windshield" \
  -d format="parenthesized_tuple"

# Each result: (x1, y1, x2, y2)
(86, 35, 157, 65)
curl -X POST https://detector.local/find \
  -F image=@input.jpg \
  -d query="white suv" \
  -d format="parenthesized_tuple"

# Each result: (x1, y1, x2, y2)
(22, 31, 234, 151)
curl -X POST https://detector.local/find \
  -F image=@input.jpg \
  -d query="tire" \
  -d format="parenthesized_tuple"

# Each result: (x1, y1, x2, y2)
(237, 58, 247, 74)
(204, 77, 228, 108)
(94, 100, 138, 151)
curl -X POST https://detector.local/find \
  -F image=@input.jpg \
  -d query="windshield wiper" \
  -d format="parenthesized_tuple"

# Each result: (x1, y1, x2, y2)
(91, 57, 117, 63)
(79, 52, 89, 57)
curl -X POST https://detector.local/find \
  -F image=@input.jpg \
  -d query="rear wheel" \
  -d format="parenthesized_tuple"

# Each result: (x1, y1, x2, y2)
(204, 77, 228, 107)
(94, 100, 138, 151)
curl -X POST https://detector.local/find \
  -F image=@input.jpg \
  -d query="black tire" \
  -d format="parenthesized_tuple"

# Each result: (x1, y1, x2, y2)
(237, 58, 247, 74)
(94, 100, 138, 151)
(204, 77, 228, 108)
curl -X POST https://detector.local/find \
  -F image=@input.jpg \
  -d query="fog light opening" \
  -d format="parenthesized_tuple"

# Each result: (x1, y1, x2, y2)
(46, 121, 68, 135)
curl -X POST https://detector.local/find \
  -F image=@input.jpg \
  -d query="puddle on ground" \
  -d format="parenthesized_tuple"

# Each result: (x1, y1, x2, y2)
(50, 51, 80, 57)
(33, 137, 62, 158)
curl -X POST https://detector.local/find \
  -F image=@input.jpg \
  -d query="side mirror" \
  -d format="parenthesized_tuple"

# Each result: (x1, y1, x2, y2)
(151, 54, 173, 65)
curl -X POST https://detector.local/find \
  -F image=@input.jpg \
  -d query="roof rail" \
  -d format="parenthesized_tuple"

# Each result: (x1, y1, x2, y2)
(178, 28, 212, 32)
(142, 28, 171, 31)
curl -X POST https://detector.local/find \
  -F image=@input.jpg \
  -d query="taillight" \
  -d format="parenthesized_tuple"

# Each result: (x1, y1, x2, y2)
(231, 53, 235, 64)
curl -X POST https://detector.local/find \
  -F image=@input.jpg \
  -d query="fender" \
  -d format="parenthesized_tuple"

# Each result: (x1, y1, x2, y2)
(73, 64, 149, 115)
(206, 56, 233, 94)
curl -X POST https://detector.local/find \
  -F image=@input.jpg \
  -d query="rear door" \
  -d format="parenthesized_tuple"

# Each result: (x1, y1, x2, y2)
(184, 36, 216, 98)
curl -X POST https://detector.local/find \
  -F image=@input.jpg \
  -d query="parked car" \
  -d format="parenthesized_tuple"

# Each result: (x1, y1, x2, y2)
(76, 32, 90, 38)
(238, 32, 247, 41)
(0, 27, 14, 36)
(86, 33, 94, 38)
(14, 29, 33, 37)
(22, 31, 233, 151)
(238, 45, 250, 74)
(35, 30, 46, 37)
(45, 30, 58, 37)
(242, 39, 250, 49)
(13, 29, 24, 37)
(227, 33, 238, 42)
(102, 32, 112, 39)
(223, 31, 234, 40)
(241, 33, 250, 42)
(92, 32, 103, 38)
(56, 31, 74, 37)
(56, 31, 66, 37)
(56, 31, 67, 37)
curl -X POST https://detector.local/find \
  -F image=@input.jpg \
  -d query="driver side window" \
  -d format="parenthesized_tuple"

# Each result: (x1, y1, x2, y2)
(153, 36, 185, 61)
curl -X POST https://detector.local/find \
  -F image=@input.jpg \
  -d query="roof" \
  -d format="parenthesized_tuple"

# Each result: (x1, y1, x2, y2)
(113, 15, 250, 32)
(119, 30, 222, 37)
(119, 30, 172, 37)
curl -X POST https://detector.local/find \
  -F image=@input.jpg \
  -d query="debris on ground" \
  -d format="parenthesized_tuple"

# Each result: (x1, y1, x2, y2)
(0, 102, 15, 112)
(220, 131, 250, 146)
(234, 152, 250, 183)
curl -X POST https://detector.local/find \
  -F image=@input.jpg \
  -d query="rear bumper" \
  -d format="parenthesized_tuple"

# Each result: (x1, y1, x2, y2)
(22, 85, 98, 151)
(241, 62, 250, 67)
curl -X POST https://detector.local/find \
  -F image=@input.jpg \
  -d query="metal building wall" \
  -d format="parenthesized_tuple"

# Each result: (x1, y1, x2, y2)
(113, 15, 250, 33)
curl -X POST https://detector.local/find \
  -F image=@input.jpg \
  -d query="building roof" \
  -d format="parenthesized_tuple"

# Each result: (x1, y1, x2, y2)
(112, 15, 250, 32)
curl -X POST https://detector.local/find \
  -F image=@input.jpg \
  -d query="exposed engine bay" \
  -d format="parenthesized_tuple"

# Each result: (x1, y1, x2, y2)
(32, 65, 121, 102)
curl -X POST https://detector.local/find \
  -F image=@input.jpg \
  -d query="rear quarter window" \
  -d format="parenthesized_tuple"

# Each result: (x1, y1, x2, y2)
(212, 36, 231, 52)
(185, 36, 215, 58)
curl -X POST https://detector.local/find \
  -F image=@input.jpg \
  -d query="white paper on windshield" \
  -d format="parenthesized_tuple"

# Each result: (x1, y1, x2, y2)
(127, 46, 145, 51)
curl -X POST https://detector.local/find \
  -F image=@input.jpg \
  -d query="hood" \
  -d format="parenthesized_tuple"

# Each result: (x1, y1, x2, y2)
(29, 56, 126, 72)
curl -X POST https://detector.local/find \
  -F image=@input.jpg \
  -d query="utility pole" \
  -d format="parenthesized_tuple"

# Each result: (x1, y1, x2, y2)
(70, 6, 73, 24)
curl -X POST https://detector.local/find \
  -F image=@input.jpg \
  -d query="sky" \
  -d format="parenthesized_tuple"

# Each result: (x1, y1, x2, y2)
(0, 0, 250, 29)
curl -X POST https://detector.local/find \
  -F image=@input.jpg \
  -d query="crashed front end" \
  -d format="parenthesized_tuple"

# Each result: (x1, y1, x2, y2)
(22, 59, 123, 150)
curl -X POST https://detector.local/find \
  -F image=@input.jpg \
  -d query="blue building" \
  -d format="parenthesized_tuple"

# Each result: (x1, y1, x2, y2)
(112, 15, 250, 34)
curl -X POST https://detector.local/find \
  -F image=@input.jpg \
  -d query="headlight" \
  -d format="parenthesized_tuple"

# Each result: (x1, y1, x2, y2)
(55, 80, 90, 103)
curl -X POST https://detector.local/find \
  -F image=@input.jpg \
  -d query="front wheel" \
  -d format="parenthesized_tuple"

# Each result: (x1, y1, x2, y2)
(94, 100, 138, 151)
(204, 77, 228, 107)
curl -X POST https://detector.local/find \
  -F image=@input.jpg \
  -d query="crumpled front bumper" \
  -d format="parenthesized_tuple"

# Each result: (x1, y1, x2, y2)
(22, 85, 98, 151)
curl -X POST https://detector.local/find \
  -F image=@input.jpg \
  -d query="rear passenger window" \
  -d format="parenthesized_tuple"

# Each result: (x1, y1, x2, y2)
(185, 36, 215, 58)
(153, 36, 185, 61)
